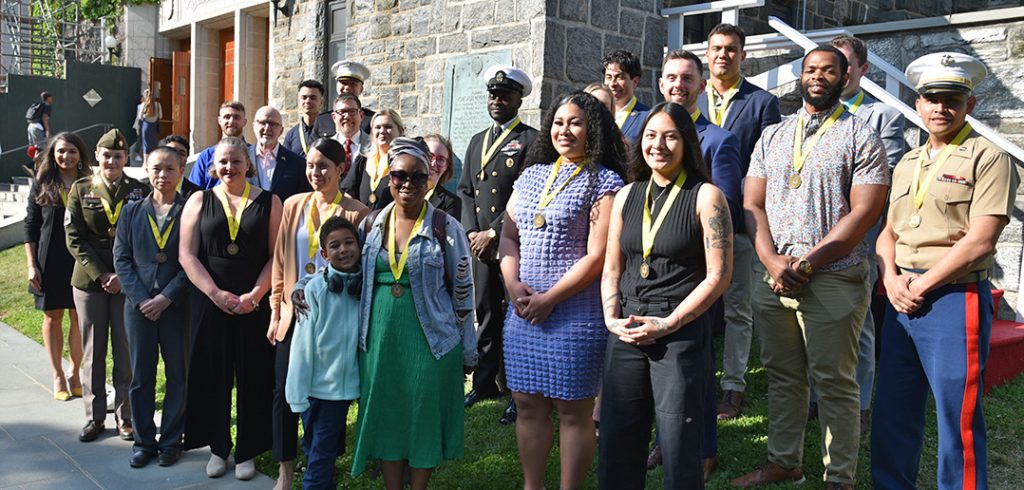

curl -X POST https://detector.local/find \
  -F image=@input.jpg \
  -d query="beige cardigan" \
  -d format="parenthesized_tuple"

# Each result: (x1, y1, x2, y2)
(270, 191, 369, 341)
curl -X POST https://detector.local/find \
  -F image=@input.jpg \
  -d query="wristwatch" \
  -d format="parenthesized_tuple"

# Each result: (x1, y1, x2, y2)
(796, 257, 814, 275)
(487, 229, 497, 240)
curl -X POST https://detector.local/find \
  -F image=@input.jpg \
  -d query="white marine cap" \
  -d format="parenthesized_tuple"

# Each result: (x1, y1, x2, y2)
(905, 52, 987, 95)
(483, 65, 532, 97)
(332, 60, 371, 82)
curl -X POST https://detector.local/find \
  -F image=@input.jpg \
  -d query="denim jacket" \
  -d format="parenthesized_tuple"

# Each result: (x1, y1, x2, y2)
(359, 202, 478, 366)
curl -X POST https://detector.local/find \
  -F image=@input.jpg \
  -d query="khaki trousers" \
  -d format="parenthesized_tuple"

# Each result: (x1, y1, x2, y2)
(73, 288, 131, 424)
(752, 260, 869, 484)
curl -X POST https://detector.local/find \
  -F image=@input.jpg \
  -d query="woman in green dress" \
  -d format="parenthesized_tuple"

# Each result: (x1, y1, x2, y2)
(351, 137, 477, 490)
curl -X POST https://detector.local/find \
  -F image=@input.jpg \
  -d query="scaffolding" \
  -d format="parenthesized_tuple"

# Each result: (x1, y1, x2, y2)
(0, 0, 106, 84)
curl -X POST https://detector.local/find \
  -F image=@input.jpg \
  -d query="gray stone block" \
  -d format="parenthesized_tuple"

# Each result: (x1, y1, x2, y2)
(603, 35, 642, 63)
(392, 61, 417, 84)
(565, 27, 602, 83)
(560, 0, 587, 23)
(621, 0, 652, 12)
(642, 16, 667, 68)
(470, 22, 531, 49)
(465, 1, 495, 28)
(620, 9, 643, 37)
(407, 38, 436, 58)
(439, 33, 468, 53)
(590, 1, 617, 30)
(543, 21, 566, 79)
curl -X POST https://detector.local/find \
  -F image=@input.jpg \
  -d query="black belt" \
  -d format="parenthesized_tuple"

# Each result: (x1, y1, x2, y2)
(900, 268, 988, 285)
(620, 295, 677, 311)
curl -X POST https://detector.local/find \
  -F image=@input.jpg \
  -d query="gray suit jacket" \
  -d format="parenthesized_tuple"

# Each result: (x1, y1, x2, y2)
(113, 194, 190, 307)
(849, 92, 906, 168)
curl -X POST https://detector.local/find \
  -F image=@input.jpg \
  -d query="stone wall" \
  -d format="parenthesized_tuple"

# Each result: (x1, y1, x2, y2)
(270, 0, 329, 130)
(742, 19, 1024, 318)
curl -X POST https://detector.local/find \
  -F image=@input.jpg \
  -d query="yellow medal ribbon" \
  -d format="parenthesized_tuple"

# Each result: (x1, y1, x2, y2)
(369, 152, 388, 192)
(911, 123, 973, 210)
(215, 182, 251, 243)
(59, 185, 68, 207)
(706, 78, 742, 126)
(537, 156, 587, 212)
(305, 191, 343, 263)
(642, 169, 688, 264)
(299, 121, 310, 155)
(99, 195, 125, 229)
(481, 117, 521, 165)
(615, 96, 638, 128)
(424, 184, 436, 202)
(793, 105, 846, 176)
(147, 214, 175, 251)
(388, 203, 428, 281)
(690, 108, 700, 123)
(842, 90, 865, 115)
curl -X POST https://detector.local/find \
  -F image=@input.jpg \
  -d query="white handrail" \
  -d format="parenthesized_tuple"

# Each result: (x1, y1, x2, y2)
(766, 15, 1024, 163)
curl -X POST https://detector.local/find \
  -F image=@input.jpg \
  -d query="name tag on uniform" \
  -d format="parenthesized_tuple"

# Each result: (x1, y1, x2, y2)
(128, 188, 146, 201)
(938, 173, 971, 186)
(83, 195, 101, 206)
(501, 140, 522, 156)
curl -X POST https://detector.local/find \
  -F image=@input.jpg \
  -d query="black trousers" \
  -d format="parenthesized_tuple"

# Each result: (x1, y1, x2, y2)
(125, 299, 187, 453)
(471, 257, 506, 394)
(598, 301, 710, 490)
(272, 326, 299, 462)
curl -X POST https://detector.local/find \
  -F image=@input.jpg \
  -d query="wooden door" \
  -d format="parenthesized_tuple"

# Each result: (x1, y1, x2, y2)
(220, 28, 235, 102)
(149, 57, 173, 141)
(171, 50, 191, 141)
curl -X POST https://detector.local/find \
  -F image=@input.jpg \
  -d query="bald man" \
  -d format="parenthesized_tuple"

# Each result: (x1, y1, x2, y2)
(245, 106, 310, 201)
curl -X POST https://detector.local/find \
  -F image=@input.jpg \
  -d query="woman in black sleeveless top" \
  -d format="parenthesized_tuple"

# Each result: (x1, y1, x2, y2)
(597, 102, 733, 489)
(179, 137, 283, 480)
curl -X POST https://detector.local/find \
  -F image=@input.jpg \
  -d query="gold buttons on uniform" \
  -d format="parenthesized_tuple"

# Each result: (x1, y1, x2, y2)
(490, 206, 496, 212)
(506, 158, 514, 168)
(491, 171, 498, 177)
(475, 190, 480, 196)
(476, 206, 481, 213)
(491, 188, 497, 194)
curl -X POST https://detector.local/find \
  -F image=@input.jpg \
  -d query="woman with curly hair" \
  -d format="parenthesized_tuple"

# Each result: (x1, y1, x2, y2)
(498, 91, 627, 489)
(24, 132, 93, 400)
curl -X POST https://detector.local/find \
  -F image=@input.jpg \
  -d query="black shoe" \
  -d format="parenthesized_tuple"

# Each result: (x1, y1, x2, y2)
(464, 389, 500, 408)
(498, 398, 517, 425)
(129, 450, 152, 468)
(79, 420, 105, 442)
(157, 448, 182, 467)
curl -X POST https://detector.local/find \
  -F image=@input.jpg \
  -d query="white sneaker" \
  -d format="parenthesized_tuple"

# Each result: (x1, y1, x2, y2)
(235, 459, 256, 480)
(206, 453, 227, 478)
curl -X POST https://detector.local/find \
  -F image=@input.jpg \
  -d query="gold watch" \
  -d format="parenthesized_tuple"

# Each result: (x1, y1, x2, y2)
(796, 257, 814, 275)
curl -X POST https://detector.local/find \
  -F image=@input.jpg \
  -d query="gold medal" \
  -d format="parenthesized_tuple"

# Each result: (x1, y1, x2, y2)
(304, 262, 316, 274)
(909, 213, 922, 228)
(369, 194, 377, 204)
(533, 213, 546, 228)
(107, 227, 116, 238)
(391, 283, 404, 298)
(147, 213, 175, 266)
(640, 261, 650, 279)
(227, 242, 240, 255)
(506, 157, 514, 168)
(788, 174, 802, 189)
(155, 252, 167, 264)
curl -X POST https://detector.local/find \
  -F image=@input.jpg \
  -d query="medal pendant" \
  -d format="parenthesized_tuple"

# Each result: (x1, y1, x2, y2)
(390, 283, 404, 298)
(155, 252, 167, 264)
(304, 262, 316, 275)
(226, 242, 240, 255)
(107, 227, 116, 238)
(788, 174, 802, 189)
(640, 261, 650, 279)
(533, 213, 546, 228)
(909, 213, 922, 228)
(369, 194, 378, 204)
(506, 158, 515, 168)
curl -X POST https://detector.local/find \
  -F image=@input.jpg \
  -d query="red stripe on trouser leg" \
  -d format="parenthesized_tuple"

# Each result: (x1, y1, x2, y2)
(961, 284, 980, 490)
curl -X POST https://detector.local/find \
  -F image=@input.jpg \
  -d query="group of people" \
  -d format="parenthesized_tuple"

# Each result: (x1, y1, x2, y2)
(22, 21, 1014, 490)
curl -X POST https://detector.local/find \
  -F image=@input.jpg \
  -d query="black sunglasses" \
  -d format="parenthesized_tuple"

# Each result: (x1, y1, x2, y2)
(389, 170, 429, 187)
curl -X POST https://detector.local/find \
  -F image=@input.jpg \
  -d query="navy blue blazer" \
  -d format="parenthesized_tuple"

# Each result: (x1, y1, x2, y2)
(619, 100, 651, 148)
(694, 113, 743, 233)
(697, 79, 782, 177)
(247, 145, 312, 202)
(113, 194, 189, 307)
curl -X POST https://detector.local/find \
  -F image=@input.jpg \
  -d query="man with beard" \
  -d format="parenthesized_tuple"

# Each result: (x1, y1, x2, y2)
(283, 80, 325, 157)
(652, 48, 743, 481)
(603, 50, 649, 146)
(246, 106, 310, 201)
(872, 52, 1014, 490)
(733, 46, 889, 489)
(697, 23, 782, 421)
(312, 61, 374, 138)
(187, 100, 249, 189)
(458, 65, 538, 425)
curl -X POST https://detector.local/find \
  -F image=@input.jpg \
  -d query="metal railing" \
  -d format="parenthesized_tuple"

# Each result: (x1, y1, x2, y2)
(0, 0, 105, 78)
(1, 123, 116, 161)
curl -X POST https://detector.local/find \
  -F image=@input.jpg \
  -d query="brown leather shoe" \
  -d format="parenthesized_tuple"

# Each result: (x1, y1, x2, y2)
(703, 457, 718, 482)
(860, 409, 871, 436)
(730, 461, 805, 487)
(717, 390, 744, 420)
(118, 423, 134, 441)
(78, 420, 105, 442)
(646, 444, 663, 470)
(826, 482, 854, 490)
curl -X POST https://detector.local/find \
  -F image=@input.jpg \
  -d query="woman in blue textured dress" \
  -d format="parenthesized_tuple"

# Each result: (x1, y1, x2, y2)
(498, 91, 627, 490)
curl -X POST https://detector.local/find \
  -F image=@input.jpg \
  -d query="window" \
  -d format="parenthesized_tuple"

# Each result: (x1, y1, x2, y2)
(325, 1, 347, 89)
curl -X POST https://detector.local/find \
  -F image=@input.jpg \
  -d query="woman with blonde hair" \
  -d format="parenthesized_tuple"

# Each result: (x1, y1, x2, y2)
(137, 89, 163, 158)
(341, 109, 405, 211)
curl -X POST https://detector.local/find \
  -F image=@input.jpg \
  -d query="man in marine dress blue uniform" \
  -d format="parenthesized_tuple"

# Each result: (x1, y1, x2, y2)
(872, 52, 1017, 490)
(313, 60, 375, 138)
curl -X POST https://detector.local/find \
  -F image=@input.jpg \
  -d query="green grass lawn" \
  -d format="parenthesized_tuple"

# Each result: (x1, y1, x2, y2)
(2, 245, 1021, 488)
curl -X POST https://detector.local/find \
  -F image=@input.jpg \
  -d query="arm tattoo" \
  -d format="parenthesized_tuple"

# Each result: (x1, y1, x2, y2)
(706, 204, 732, 250)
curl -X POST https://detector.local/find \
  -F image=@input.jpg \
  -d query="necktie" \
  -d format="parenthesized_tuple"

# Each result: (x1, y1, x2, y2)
(346, 140, 354, 166)
(490, 125, 502, 145)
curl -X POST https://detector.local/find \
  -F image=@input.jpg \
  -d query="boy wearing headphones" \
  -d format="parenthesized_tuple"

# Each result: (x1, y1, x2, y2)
(286, 216, 362, 488)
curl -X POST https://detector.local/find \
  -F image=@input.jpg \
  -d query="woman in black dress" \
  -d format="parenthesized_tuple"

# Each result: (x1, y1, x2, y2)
(24, 132, 92, 401)
(340, 109, 404, 211)
(179, 136, 282, 480)
(422, 133, 462, 219)
(597, 102, 733, 489)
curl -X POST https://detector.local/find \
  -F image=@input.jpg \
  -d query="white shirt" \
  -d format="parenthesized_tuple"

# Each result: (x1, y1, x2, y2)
(333, 131, 366, 162)
(254, 144, 279, 190)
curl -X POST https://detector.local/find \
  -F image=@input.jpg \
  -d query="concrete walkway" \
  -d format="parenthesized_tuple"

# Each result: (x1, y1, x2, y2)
(0, 322, 274, 489)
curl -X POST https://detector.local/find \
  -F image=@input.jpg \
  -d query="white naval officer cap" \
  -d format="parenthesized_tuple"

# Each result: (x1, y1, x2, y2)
(905, 52, 987, 95)
(332, 60, 371, 82)
(484, 65, 532, 97)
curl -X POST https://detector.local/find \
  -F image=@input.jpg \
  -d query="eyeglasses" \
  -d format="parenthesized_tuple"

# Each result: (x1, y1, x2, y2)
(333, 108, 359, 116)
(431, 155, 449, 168)
(255, 119, 282, 128)
(389, 170, 429, 187)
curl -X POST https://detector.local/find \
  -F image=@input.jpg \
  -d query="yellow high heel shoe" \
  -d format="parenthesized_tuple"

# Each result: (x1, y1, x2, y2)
(54, 377, 72, 401)
(69, 375, 83, 397)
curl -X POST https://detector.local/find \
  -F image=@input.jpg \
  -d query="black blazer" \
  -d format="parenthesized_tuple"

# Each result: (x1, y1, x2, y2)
(247, 145, 312, 202)
(697, 79, 782, 175)
(112, 194, 190, 307)
(430, 184, 462, 220)
(457, 121, 539, 237)
(24, 181, 65, 273)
